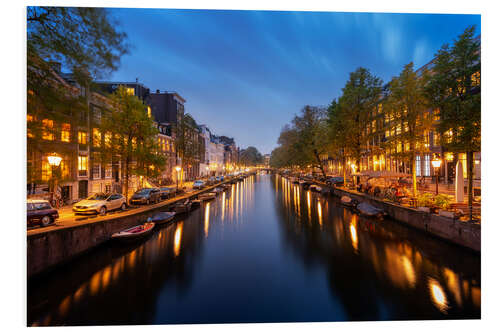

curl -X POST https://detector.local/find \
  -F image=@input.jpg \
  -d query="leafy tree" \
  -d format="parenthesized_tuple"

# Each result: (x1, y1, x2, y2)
(240, 146, 263, 166)
(337, 67, 383, 176)
(27, 7, 128, 184)
(425, 26, 480, 220)
(384, 62, 432, 196)
(327, 99, 349, 184)
(174, 113, 203, 180)
(100, 86, 165, 199)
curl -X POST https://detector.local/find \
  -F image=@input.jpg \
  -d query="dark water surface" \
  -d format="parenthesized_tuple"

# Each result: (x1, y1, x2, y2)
(28, 174, 480, 325)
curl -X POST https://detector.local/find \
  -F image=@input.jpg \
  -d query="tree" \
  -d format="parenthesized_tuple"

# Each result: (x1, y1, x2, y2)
(327, 99, 349, 185)
(240, 146, 263, 166)
(174, 113, 203, 180)
(337, 67, 383, 177)
(384, 62, 432, 196)
(100, 86, 165, 200)
(27, 7, 128, 184)
(426, 26, 480, 220)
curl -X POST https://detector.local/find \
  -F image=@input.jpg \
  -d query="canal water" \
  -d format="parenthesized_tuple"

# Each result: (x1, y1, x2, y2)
(28, 174, 480, 326)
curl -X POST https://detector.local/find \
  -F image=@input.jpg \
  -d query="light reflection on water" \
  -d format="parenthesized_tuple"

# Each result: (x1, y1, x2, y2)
(28, 174, 480, 326)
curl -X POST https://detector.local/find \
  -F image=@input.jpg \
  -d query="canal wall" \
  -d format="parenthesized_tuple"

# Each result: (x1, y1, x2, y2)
(27, 181, 231, 279)
(328, 186, 481, 252)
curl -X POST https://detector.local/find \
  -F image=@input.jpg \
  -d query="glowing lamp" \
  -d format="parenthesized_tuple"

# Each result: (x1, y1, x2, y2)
(175, 166, 181, 172)
(431, 158, 442, 169)
(47, 153, 62, 167)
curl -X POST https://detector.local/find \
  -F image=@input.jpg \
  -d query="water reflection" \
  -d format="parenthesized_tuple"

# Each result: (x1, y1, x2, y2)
(28, 174, 480, 326)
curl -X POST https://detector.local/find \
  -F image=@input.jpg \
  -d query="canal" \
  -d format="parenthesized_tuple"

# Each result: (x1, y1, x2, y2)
(28, 173, 480, 325)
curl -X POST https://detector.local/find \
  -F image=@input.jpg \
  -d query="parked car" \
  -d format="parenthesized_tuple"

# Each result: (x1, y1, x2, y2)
(27, 199, 59, 227)
(216, 176, 224, 182)
(209, 177, 217, 184)
(326, 177, 345, 186)
(159, 186, 176, 200)
(73, 193, 127, 215)
(192, 180, 206, 190)
(129, 188, 161, 205)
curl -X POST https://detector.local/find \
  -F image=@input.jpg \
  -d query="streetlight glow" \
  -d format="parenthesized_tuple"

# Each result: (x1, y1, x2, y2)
(47, 153, 62, 167)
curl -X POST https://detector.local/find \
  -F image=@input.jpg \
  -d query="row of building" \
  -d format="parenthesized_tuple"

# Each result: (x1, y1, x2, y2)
(320, 57, 481, 191)
(27, 63, 241, 203)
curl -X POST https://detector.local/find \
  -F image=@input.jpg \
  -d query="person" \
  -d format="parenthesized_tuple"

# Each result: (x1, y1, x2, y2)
(53, 185, 62, 208)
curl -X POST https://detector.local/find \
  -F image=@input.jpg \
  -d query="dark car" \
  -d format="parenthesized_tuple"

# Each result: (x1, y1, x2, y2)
(192, 180, 206, 190)
(27, 199, 59, 227)
(129, 188, 161, 205)
(159, 186, 176, 200)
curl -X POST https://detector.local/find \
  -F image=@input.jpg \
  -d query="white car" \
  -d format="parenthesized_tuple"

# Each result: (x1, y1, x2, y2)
(73, 193, 127, 215)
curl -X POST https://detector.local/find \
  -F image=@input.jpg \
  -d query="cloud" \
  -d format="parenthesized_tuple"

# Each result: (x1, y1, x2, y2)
(413, 39, 429, 68)
(382, 28, 402, 62)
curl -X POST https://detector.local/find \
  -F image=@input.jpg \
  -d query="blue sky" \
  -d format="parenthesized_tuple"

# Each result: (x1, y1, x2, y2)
(108, 9, 480, 154)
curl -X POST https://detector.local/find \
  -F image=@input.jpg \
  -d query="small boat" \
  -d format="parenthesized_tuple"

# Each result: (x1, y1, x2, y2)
(175, 199, 192, 213)
(199, 192, 216, 201)
(191, 199, 202, 207)
(357, 202, 385, 218)
(223, 183, 232, 189)
(310, 185, 322, 192)
(341, 195, 358, 207)
(212, 187, 224, 194)
(112, 222, 155, 242)
(151, 211, 176, 225)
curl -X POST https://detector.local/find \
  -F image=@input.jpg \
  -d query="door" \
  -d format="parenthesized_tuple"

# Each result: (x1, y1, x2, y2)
(78, 180, 88, 199)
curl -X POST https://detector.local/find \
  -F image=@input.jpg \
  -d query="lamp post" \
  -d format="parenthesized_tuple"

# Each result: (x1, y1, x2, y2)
(47, 153, 62, 206)
(431, 155, 442, 195)
(175, 166, 181, 191)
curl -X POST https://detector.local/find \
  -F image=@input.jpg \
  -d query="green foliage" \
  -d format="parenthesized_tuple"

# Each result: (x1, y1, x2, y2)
(100, 86, 165, 197)
(416, 192, 435, 207)
(240, 146, 263, 166)
(270, 106, 330, 176)
(434, 194, 452, 210)
(384, 62, 432, 196)
(335, 67, 383, 170)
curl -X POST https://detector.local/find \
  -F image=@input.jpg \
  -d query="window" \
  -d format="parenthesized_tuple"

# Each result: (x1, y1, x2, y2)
(405, 142, 410, 151)
(126, 87, 135, 95)
(397, 142, 402, 153)
(78, 131, 87, 145)
(93, 128, 101, 147)
(78, 155, 88, 177)
(147, 106, 152, 118)
(27, 115, 34, 138)
(424, 155, 431, 177)
(471, 71, 480, 86)
(105, 164, 112, 179)
(93, 162, 101, 179)
(396, 124, 401, 136)
(416, 156, 421, 177)
(61, 123, 71, 142)
(104, 132, 111, 147)
(42, 119, 54, 140)
(41, 160, 51, 182)
(93, 107, 101, 123)
(433, 132, 440, 147)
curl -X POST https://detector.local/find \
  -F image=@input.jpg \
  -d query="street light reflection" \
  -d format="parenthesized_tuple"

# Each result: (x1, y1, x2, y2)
(204, 202, 210, 238)
(174, 222, 183, 257)
(350, 215, 358, 252)
(428, 278, 449, 313)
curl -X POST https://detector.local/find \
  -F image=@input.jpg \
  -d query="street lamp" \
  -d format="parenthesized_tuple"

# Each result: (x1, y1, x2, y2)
(47, 153, 62, 206)
(431, 155, 442, 195)
(175, 166, 181, 191)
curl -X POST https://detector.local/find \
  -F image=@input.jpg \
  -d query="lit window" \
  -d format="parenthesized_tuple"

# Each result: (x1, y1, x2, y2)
(93, 128, 101, 147)
(42, 119, 54, 140)
(405, 142, 410, 151)
(78, 155, 88, 177)
(471, 71, 480, 86)
(397, 142, 402, 153)
(78, 131, 87, 145)
(41, 160, 51, 182)
(416, 156, 421, 177)
(424, 155, 431, 176)
(93, 162, 101, 179)
(396, 124, 402, 135)
(147, 106, 152, 118)
(61, 123, 71, 142)
(105, 164, 112, 178)
(126, 87, 135, 95)
(104, 132, 111, 147)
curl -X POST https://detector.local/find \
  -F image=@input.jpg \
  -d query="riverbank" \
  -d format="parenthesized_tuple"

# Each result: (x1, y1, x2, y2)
(27, 180, 234, 279)
(315, 181, 480, 252)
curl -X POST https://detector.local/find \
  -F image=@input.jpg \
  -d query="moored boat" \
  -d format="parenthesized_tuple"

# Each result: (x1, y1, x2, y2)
(212, 187, 224, 194)
(175, 199, 192, 213)
(151, 211, 176, 225)
(199, 192, 216, 201)
(111, 222, 155, 242)
(341, 195, 358, 207)
(356, 202, 385, 218)
(309, 185, 322, 192)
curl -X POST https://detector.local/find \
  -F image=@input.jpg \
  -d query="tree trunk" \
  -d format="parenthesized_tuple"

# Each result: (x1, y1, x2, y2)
(313, 149, 326, 178)
(124, 157, 130, 202)
(342, 154, 347, 186)
(467, 150, 474, 221)
(411, 152, 417, 197)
